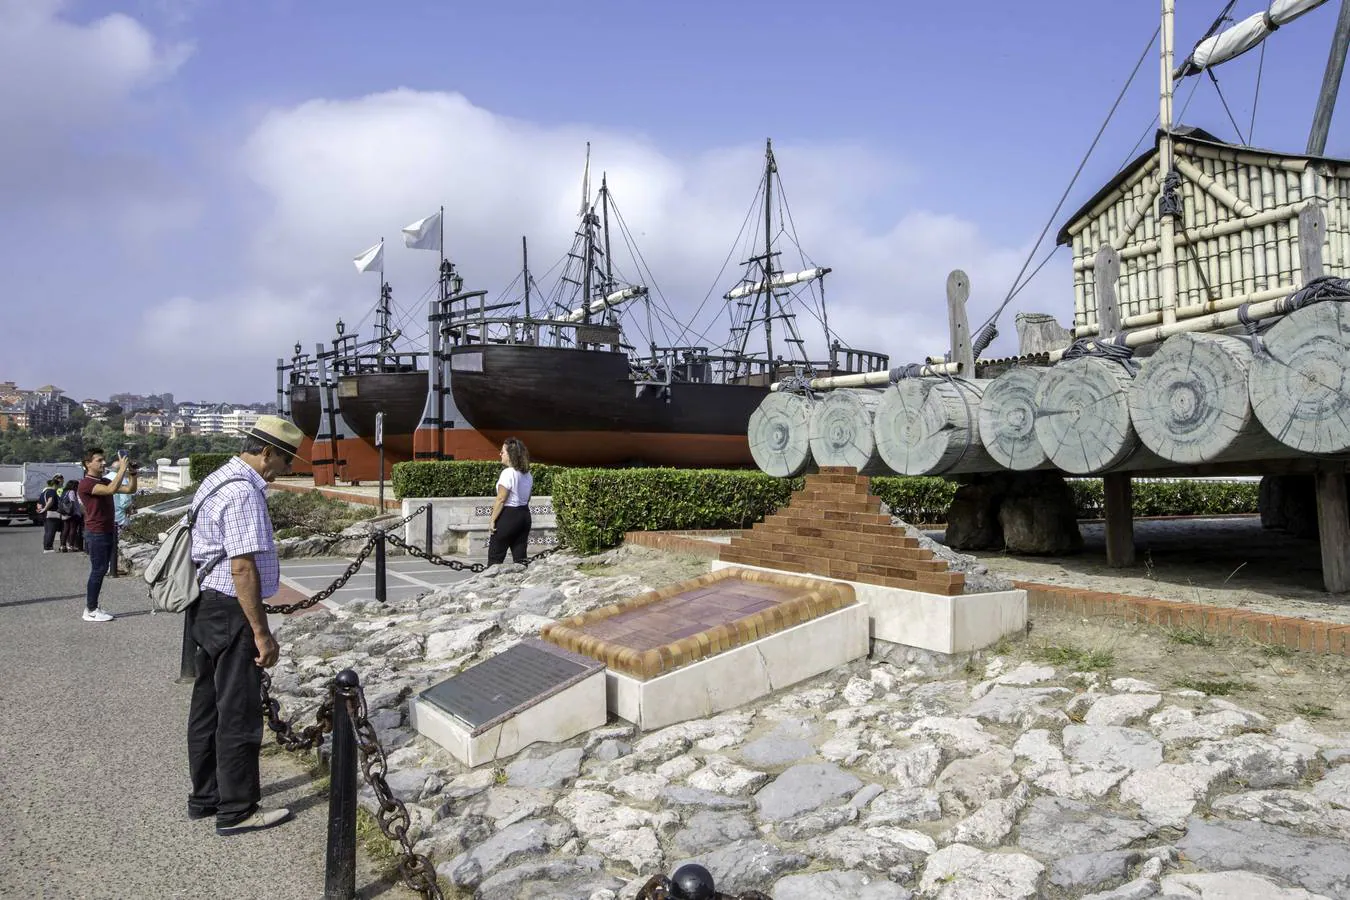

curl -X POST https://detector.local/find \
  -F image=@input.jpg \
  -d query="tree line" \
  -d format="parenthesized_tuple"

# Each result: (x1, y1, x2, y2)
(0, 407, 241, 465)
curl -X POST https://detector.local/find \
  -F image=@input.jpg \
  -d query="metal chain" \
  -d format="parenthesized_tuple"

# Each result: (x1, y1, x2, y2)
(385, 532, 564, 571)
(343, 686, 444, 899)
(263, 532, 380, 614)
(259, 670, 334, 753)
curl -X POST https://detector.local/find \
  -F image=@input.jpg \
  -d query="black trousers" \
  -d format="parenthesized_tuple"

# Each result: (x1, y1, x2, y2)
(186, 589, 263, 827)
(488, 505, 531, 565)
(42, 517, 60, 550)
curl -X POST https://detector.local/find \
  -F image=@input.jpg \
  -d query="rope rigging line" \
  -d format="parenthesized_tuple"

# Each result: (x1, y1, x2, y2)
(1207, 68, 1249, 144)
(975, 23, 1160, 353)
(1250, 40, 1266, 144)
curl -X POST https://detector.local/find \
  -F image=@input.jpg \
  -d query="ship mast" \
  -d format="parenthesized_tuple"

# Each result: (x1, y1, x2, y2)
(762, 140, 777, 368)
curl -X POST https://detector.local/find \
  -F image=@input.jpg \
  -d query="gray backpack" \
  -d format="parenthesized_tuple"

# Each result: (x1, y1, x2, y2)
(144, 477, 250, 613)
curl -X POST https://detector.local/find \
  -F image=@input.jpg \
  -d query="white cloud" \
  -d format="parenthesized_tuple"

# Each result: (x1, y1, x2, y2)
(0, 0, 192, 205)
(137, 87, 1067, 397)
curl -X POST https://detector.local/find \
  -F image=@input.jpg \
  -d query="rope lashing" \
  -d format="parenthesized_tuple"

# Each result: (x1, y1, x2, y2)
(1285, 275, 1350, 312)
(1159, 170, 1184, 221)
(889, 363, 926, 382)
(971, 322, 999, 359)
(1060, 334, 1138, 373)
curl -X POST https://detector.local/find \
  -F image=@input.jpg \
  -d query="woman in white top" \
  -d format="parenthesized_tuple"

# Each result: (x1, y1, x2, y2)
(488, 438, 533, 565)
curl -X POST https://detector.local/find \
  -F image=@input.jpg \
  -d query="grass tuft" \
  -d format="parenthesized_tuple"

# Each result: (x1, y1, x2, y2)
(1032, 644, 1115, 671)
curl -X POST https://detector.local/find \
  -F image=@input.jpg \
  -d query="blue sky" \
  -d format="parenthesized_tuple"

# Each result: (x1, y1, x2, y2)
(3, 0, 1348, 401)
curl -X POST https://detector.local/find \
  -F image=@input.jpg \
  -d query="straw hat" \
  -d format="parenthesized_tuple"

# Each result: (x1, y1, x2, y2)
(242, 415, 308, 462)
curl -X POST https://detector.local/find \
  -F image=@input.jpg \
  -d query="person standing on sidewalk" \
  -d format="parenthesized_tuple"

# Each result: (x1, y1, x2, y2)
(77, 450, 135, 621)
(39, 477, 62, 553)
(186, 416, 301, 835)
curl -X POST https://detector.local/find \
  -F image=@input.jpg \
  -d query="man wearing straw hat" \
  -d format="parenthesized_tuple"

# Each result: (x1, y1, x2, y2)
(185, 415, 303, 835)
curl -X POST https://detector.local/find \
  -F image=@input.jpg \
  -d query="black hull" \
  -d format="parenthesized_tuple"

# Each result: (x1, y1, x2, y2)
(288, 386, 322, 439)
(337, 372, 428, 441)
(447, 345, 766, 466)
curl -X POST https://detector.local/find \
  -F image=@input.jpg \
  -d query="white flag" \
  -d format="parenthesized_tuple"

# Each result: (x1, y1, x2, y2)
(402, 211, 442, 251)
(353, 240, 384, 274)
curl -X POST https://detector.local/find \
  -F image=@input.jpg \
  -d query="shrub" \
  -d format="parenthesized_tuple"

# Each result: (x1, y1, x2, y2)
(266, 491, 376, 535)
(120, 512, 177, 545)
(554, 468, 800, 555)
(871, 476, 956, 525)
(189, 453, 233, 483)
(1067, 478, 1258, 518)
(391, 460, 558, 499)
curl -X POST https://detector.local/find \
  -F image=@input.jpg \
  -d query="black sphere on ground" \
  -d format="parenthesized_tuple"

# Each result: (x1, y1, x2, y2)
(671, 864, 715, 900)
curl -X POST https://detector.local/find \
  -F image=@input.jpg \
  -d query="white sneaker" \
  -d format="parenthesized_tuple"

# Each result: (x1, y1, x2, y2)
(82, 608, 114, 622)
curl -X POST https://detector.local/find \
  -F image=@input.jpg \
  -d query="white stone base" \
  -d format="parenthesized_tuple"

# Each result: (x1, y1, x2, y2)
(409, 670, 607, 768)
(606, 602, 869, 731)
(710, 560, 1026, 655)
(401, 496, 557, 557)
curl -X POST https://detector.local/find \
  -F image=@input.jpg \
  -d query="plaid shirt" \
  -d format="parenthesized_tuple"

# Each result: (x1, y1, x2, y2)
(191, 457, 279, 598)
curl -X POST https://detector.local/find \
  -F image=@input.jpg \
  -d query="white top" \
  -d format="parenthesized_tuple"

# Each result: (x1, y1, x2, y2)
(497, 467, 533, 507)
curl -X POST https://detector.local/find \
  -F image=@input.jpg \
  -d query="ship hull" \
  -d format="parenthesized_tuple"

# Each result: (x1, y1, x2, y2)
(447, 345, 764, 466)
(289, 386, 322, 439)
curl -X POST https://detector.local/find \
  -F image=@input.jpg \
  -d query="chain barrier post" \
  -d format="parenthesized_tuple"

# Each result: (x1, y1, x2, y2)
(325, 670, 360, 900)
(374, 412, 387, 604)
(423, 502, 434, 556)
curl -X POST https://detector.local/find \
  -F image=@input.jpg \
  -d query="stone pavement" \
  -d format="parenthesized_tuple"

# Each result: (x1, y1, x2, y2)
(280, 554, 473, 608)
(266, 544, 1350, 899)
(0, 524, 417, 899)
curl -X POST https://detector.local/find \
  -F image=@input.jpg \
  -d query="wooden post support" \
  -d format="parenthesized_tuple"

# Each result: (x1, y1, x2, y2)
(1299, 204, 1327, 282)
(1094, 244, 1122, 339)
(946, 270, 974, 375)
(1103, 473, 1136, 568)
(1315, 467, 1350, 593)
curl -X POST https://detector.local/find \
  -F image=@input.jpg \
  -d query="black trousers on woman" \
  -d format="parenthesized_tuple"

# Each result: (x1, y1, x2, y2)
(488, 505, 531, 565)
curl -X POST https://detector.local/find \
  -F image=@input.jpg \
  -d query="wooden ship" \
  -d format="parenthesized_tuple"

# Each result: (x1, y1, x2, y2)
(744, 0, 1350, 592)
(426, 141, 891, 467)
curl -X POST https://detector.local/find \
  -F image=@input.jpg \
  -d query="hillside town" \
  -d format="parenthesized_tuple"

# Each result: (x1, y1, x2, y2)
(0, 381, 274, 437)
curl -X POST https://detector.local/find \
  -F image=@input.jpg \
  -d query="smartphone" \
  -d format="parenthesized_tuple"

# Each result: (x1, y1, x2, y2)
(118, 449, 129, 461)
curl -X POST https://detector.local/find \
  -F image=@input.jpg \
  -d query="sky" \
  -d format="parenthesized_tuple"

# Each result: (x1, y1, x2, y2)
(3, 0, 1349, 402)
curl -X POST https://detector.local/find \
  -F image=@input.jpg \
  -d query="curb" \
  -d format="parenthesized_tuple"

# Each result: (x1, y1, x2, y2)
(1017, 581, 1349, 657)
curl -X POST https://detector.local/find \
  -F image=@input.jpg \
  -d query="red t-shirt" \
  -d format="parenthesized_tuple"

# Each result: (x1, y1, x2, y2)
(78, 476, 116, 534)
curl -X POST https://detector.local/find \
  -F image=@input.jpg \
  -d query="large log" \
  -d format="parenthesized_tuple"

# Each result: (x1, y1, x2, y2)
(875, 378, 993, 475)
(1129, 332, 1288, 464)
(1249, 301, 1350, 455)
(748, 391, 815, 477)
(872, 379, 934, 475)
(808, 388, 887, 474)
(978, 367, 1052, 471)
(1035, 357, 1154, 474)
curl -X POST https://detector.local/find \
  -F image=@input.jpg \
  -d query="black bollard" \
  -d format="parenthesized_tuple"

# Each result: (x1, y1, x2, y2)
(325, 670, 360, 900)
(374, 528, 387, 603)
(671, 864, 716, 900)
(423, 504, 433, 556)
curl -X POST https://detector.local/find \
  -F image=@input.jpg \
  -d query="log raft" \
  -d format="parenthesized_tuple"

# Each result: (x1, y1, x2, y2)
(748, 391, 815, 477)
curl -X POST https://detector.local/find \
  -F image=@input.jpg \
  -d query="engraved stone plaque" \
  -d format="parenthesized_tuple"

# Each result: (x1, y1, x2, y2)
(418, 638, 604, 736)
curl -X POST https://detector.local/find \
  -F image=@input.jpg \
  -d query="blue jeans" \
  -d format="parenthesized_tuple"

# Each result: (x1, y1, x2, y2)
(85, 531, 114, 612)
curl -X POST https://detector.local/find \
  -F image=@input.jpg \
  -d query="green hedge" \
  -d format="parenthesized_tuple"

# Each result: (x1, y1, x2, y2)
(189, 453, 233, 482)
(391, 460, 559, 499)
(872, 476, 957, 524)
(1069, 478, 1258, 518)
(554, 468, 801, 555)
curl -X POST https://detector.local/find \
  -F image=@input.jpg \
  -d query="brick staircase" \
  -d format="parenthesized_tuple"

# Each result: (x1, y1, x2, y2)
(718, 467, 965, 596)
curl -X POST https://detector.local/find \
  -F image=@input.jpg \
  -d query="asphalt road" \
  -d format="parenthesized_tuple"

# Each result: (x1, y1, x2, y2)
(0, 524, 413, 899)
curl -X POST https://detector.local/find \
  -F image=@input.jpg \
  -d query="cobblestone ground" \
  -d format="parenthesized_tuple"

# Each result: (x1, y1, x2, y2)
(266, 545, 1350, 900)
